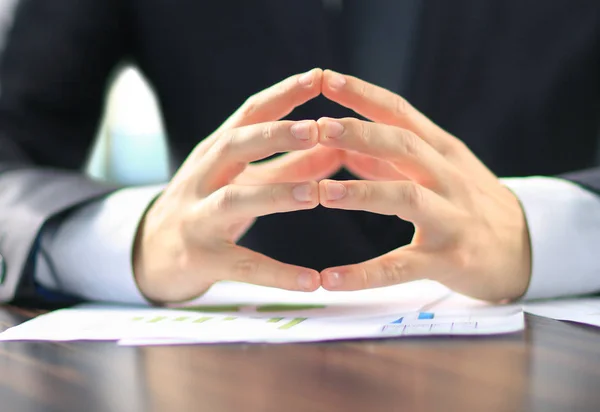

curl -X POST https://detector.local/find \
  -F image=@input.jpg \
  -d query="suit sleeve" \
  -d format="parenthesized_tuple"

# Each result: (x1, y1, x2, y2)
(0, 0, 128, 302)
(561, 168, 600, 194)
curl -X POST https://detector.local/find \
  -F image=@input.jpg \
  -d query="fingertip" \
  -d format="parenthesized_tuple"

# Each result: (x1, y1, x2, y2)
(313, 67, 324, 82)
(322, 69, 347, 96)
(292, 181, 320, 207)
(317, 179, 328, 203)
(318, 179, 347, 205)
(298, 68, 324, 94)
(308, 119, 319, 143)
(297, 270, 321, 292)
(290, 120, 319, 147)
(321, 269, 345, 290)
(317, 117, 345, 143)
(321, 69, 332, 95)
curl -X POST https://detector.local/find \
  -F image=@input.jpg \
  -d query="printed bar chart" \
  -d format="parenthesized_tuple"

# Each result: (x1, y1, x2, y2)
(130, 313, 308, 331)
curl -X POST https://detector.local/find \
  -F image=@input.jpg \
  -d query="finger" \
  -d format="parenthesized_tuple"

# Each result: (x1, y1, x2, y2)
(318, 117, 451, 188)
(320, 247, 433, 291)
(222, 68, 323, 130)
(195, 68, 324, 158)
(240, 146, 344, 184)
(321, 69, 451, 151)
(344, 151, 406, 181)
(201, 182, 319, 224)
(318, 179, 456, 232)
(220, 246, 321, 292)
(197, 120, 318, 194)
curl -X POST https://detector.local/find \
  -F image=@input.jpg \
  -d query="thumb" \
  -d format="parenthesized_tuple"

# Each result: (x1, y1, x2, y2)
(321, 246, 433, 290)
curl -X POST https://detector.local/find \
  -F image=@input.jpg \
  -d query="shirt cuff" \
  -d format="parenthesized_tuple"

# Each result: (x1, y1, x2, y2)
(502, 176, 600, 300)
(35, 185, 165, 304)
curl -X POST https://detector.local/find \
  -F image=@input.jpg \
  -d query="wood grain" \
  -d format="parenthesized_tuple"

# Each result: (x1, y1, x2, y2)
(1, 306, 600, 412)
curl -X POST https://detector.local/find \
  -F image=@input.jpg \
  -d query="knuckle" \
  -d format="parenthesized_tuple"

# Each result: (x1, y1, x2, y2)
(262, 122, 276, 141)
(442, 135, 467, 157)
(358, 265, 372, 289)
(398, 130, 420, 158)
(240, 95, 258, 118)
(448, 246, 472, 272)
(232, 258, 260, 281)
(215, 186, 236, 213)
(214, 131, 237, 158)
(358, 120, 372, 147)
(274, 81, 289, 99)
(358, 80, 369, 100)
(400, 182, 424, 210)
(379, 257, 410, 285)
(176, 250, 200, 275)
(351, 181, 372, 202)
(268, 184, 283, 205)
(393, 95, 410, 118)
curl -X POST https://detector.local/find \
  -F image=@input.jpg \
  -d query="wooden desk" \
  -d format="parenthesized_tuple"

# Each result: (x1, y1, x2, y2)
(1, 306, 600, 412)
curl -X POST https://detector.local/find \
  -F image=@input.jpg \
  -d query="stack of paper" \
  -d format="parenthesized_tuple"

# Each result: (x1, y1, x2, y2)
(0, 280, 525, 345)
(524, 297, 600, 327)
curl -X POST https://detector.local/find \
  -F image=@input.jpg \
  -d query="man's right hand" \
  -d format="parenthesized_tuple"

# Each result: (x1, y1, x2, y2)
(133, 69, 339, 303)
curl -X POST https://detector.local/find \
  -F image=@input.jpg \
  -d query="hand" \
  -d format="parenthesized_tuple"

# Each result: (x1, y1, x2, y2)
(316, 70, 531, 302)
(134, 69, 342, 303)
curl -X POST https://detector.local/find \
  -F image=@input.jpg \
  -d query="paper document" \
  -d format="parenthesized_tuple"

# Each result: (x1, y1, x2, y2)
(0, 281, 524, 345)
(524, 297, 600, 327)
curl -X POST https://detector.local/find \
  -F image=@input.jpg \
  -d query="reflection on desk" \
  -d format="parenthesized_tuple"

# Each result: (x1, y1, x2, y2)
(1, 306, 600, 412)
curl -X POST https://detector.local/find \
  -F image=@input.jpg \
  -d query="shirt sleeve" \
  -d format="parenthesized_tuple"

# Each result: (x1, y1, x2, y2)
(502, 176, 600, 300)
(34, 184, 165, 304)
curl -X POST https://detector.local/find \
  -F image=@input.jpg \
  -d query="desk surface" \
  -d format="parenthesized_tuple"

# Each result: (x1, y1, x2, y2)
(1, 306, 600, 412)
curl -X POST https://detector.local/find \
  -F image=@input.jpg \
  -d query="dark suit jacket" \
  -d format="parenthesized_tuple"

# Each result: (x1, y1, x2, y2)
(0, 0, 598, 302)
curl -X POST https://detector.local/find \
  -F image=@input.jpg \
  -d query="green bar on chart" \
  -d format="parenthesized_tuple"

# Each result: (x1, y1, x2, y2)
(132, 316, 144, 322)
(257, 304, 326, 312)
(148, 316, 167, 323)
(174, 316, 190, 322)
(223, 316, 237, 321)
(193, 316, 213, 324)
(179, 305, 242, 312)
(267, 317, 284, 323)
(278, 318, 307, 330)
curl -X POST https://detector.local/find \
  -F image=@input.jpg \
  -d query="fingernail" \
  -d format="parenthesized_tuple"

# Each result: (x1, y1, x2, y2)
(325, 272, 342, 288)
(298, 70, 314, 88)
(328, 72, 346, 90)
(323, 120, 344, 139)
(325, 181, 346, 201)
(291, 121, 312, 140)
(292, 183, 313, 202)
(297, 272, 315, 290)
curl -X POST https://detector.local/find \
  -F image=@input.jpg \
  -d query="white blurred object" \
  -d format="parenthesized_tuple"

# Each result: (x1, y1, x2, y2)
(87, 67, 170, 185)
(0, 0, 18, 46)
(0, 0, 19, 96)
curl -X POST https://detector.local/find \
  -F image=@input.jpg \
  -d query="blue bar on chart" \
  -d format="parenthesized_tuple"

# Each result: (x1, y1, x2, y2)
(418, 312, 435, 320)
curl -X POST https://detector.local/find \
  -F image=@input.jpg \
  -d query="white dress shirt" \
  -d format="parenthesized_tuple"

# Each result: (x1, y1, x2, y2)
(504, 177, 600, 300)
(35, 185, 164, 304)
(34, 177, 600, 303)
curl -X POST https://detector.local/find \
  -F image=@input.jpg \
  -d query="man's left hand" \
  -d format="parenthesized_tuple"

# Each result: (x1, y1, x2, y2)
(316, 70, 532, 302)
